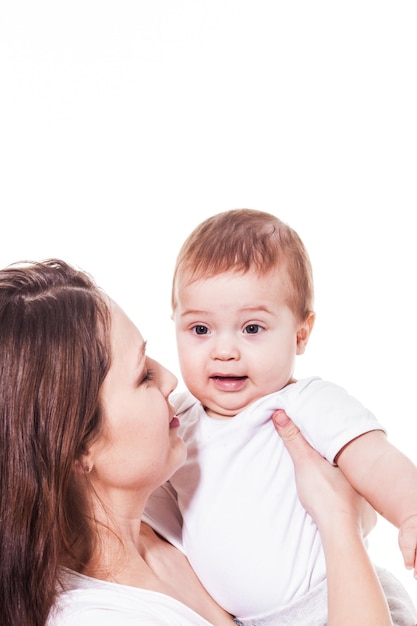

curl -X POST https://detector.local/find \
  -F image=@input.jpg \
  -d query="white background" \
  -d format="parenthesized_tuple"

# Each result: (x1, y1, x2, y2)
(1, 1, 416, 603)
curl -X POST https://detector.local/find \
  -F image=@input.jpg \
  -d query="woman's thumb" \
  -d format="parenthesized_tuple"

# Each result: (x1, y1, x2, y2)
(272, 409, 301, 442)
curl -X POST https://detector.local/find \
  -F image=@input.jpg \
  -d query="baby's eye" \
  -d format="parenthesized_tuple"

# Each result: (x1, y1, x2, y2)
(192, 325, 210, 335)
(244, 324, 263, 334)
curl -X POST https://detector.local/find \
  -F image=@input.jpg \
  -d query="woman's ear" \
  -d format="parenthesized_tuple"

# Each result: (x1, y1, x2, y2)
(296, 312, 315, 355)
(74, 451, 94, 476)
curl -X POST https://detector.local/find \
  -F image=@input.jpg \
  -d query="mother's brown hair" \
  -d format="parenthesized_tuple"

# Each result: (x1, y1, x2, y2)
(0, 259, 111, 626)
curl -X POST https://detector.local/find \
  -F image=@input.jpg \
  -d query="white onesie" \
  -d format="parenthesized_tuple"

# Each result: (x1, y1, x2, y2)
(144, 377, 386, 622)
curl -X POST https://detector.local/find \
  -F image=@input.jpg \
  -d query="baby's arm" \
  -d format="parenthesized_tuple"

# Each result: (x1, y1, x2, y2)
(336, 430, 417, 578)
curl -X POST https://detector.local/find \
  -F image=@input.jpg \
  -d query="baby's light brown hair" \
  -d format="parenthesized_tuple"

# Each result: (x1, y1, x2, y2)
(172, 208, 314, 322)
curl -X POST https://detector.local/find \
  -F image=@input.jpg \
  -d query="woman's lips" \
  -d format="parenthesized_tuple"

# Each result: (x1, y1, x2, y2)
(169, 415, 180, 429)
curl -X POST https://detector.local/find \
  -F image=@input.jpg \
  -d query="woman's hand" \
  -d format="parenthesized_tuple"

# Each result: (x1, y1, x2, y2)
(271, 409, 376, 538)
(271, 409, 393, 626)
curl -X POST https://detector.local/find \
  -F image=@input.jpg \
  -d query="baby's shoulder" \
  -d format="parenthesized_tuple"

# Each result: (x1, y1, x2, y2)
(284, 376, 352, 404)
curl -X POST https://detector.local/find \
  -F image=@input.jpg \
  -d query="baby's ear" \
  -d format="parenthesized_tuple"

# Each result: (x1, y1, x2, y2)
(296, 312, 315, 355)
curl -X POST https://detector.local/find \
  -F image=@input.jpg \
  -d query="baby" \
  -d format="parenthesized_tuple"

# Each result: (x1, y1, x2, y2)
(144, 209, 417, 625)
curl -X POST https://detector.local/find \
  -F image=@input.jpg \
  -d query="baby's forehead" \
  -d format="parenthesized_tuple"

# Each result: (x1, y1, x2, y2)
(172, 263, 297, 314)
(177, 264, 289, 286)
(174, 267, 293, 309)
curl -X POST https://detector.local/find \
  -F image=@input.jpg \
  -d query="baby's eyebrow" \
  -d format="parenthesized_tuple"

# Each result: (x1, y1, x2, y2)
(179, 308, 209, 318)
(239, 305, 272, 313)
(180, 305, 275, 317)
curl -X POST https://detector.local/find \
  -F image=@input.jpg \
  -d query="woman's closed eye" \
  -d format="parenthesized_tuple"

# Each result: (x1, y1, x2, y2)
(139, 367, 155, 384)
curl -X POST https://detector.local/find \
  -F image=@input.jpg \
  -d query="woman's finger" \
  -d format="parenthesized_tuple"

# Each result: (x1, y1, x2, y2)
(272, 409, 300, 440)
(272, 409, 315, 460)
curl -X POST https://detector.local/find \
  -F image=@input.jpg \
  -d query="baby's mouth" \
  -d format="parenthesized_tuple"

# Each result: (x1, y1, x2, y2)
(210, 375, 248, 391)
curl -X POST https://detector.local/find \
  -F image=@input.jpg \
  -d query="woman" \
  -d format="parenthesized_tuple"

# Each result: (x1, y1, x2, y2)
(0, 259, 398, 625)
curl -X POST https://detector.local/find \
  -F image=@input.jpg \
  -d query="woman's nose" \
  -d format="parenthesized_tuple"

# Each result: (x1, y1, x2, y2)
(153, 359, 178, 396)
(163, 367, 178, 396)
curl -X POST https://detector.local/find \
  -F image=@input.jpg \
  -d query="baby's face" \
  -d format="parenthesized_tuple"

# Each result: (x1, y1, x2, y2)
(173, 268, 311, 420)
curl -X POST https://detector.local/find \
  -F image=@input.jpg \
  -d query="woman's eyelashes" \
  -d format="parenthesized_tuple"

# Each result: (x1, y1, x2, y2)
(139, 367, 155, 385)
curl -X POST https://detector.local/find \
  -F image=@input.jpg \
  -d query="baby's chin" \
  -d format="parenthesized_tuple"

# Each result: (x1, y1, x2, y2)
(198, 378, 271, 419)
(202, 397, 262, 420)
(203, 406, 240, 420)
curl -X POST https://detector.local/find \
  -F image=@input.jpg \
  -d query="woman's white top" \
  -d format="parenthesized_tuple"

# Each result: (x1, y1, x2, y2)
(48, 568, 214, 626)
